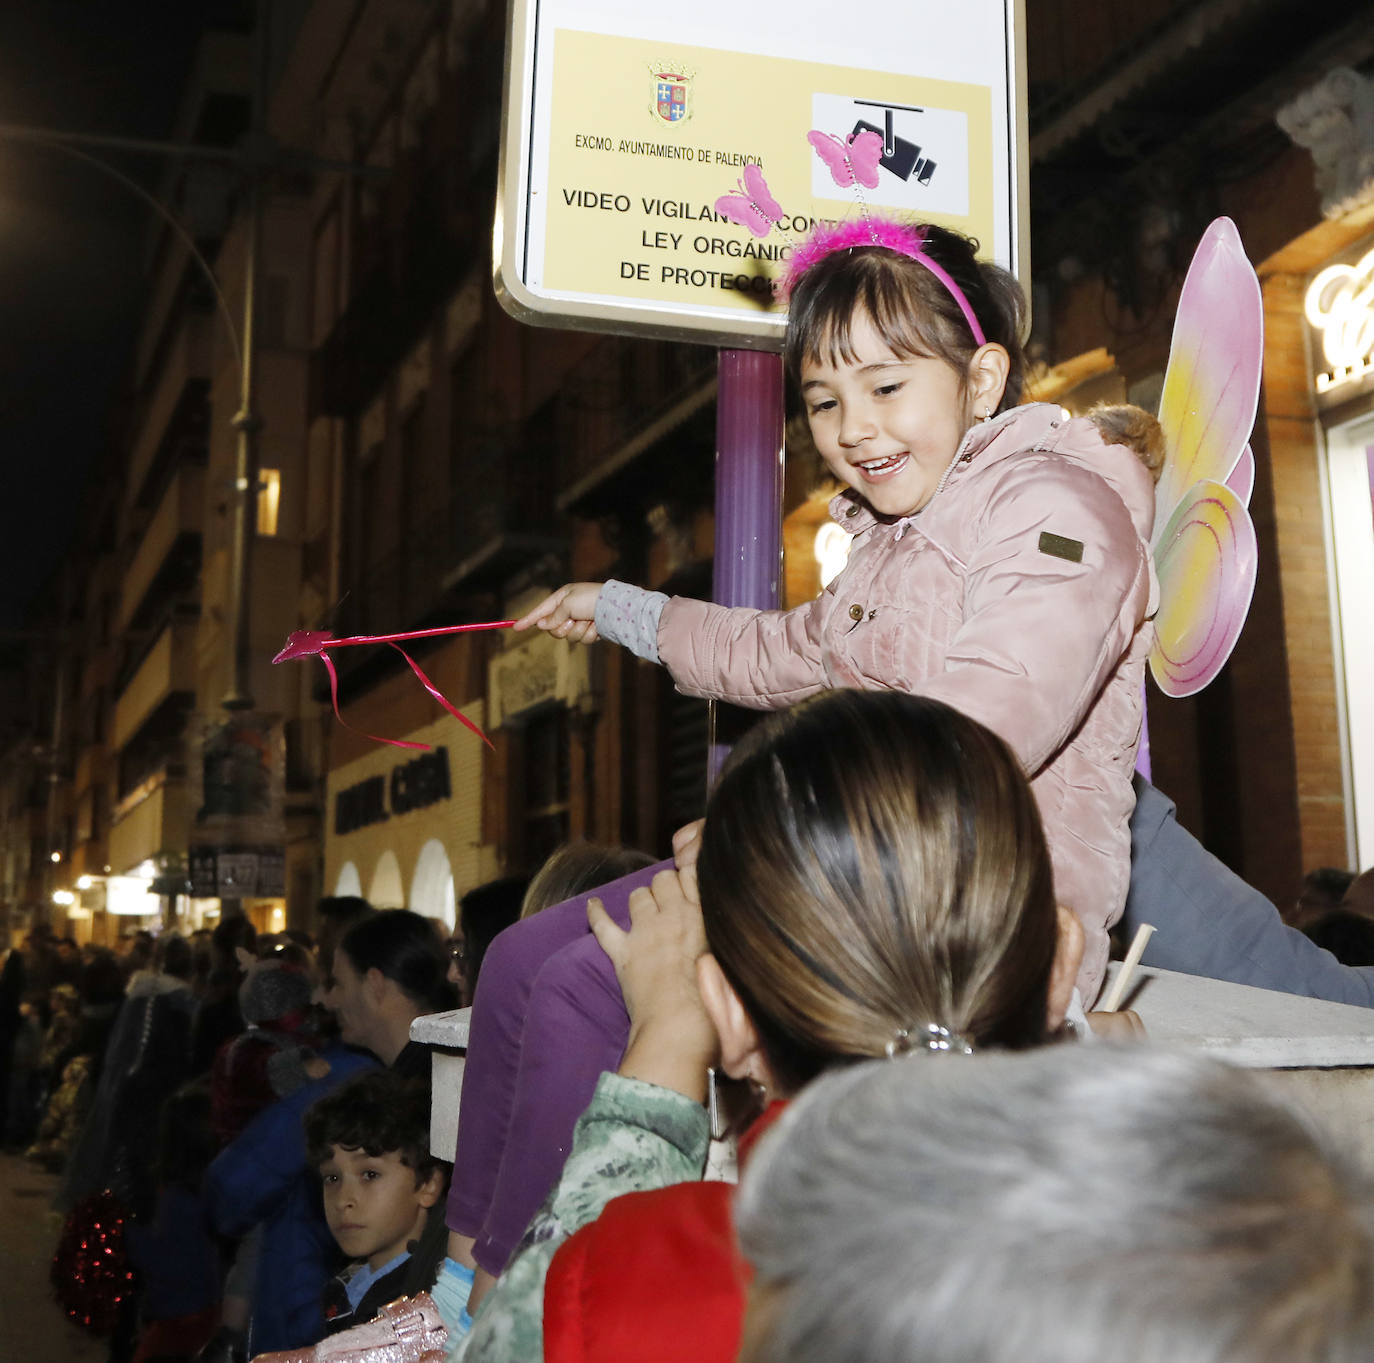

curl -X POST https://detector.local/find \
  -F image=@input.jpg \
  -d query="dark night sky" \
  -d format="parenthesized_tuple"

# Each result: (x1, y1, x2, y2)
(0, 3, 209, 629)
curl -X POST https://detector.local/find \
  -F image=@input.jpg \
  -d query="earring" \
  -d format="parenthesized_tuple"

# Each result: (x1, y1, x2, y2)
(979, 409, 993, 423)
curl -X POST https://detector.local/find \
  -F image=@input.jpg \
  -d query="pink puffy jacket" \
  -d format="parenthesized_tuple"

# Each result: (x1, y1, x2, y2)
(658, 402, 1158, 1002)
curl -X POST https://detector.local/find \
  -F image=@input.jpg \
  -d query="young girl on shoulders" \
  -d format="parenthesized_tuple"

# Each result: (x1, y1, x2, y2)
(437, 218, 1160, 1320)
(521, 220, 1160, 998)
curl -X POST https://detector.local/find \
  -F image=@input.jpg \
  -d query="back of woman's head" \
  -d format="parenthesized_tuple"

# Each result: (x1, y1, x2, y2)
(156, 932, 193, 982)
(521, 842, 656, 919)
(697, 691, 1057, 1093)
(211, 914, 258, 965)
(737, 1046, 1374, 1363)
(80, 951, 125, 1008)
(338, 909, 454, 1014)
(460, 875, 532, 995)
(784, 224, 1027, 414)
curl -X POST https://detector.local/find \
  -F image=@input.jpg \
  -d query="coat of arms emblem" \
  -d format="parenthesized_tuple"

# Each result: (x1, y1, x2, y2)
(649, 68, 692, 124)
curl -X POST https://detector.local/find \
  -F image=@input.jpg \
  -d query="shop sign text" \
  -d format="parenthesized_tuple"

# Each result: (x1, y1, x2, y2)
(335, 747, 452, 835)
(1306, 245, 1374, 394)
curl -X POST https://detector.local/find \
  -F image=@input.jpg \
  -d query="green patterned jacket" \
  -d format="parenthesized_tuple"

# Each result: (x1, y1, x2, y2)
(459, 1072, 710, 1363)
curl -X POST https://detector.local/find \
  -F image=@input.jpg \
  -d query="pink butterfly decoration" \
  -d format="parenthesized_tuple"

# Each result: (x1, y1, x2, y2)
(807, 129, 882, 190)
(714, 162, 783, 239)
(273, 620, 514, 750)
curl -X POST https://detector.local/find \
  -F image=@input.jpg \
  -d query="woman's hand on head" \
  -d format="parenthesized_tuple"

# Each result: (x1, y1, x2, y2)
(671, 819, 705, 872)
(588, 864, 718, 1102)
(512, 583, 604, 643)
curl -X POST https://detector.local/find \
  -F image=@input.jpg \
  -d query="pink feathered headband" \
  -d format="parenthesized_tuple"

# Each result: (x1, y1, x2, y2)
(777, 217, 987, 346)
(714, 131, 987, 347)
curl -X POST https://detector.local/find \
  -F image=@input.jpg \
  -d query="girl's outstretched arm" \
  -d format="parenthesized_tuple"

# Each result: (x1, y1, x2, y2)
(520, 574, 836, 707)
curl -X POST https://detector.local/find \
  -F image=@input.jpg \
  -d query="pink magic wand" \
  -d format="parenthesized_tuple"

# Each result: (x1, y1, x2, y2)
(273, 619, 514, 750)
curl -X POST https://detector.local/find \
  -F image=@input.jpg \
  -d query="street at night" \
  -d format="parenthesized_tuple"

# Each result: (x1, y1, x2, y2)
(0, 1150, 107, 1363)
(3, 2, 1374, 1362)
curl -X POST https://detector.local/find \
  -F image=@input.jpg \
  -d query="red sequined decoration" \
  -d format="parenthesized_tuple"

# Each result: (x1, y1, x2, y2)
(51, 1189, 137, 1335)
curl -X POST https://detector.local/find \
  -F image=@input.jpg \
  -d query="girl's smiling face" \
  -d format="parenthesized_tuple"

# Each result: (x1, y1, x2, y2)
(801, 311, 987, 519)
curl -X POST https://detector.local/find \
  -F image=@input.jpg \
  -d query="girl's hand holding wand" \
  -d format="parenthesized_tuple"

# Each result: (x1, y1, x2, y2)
(514, 582, 603, 642)
(588, 864, 718, 1104)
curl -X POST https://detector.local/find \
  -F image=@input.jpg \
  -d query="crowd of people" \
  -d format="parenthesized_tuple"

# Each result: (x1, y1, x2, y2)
(6, 205, 1374, 1362)
(7, 688, 1370, 1363)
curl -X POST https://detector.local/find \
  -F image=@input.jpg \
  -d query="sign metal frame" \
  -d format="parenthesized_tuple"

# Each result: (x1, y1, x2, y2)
(494, 0, 1030, 349)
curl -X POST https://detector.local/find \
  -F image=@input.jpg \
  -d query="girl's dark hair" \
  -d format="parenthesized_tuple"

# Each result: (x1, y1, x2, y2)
(784, 225, 1028, 416)
(304, 1070, 440, 1183)
(338, 909, 455, 1013)
(697, 690, 1057, 1095)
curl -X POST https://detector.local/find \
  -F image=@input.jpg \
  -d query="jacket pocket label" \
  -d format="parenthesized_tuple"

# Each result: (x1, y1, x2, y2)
(1038, 531, 1084, 563)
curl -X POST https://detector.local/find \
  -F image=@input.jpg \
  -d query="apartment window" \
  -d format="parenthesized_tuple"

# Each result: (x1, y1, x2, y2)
(520, 706, 570, 869)
(258, 468, 281, 536)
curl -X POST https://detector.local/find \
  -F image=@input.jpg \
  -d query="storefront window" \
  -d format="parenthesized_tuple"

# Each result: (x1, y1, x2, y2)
(521, 707, 570, 870)
(1322, 412, 1374, 865)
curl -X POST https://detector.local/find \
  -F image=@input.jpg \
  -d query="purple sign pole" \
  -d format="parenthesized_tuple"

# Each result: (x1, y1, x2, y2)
(708, 348, 785, 784)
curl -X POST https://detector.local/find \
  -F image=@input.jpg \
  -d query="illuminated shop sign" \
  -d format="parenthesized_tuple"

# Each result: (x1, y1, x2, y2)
(334, 747, 452, 835)
(1306, 245, 1374, 394)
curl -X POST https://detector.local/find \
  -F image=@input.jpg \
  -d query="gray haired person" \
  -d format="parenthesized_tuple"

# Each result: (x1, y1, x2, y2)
(736, 1046, 1374, 1363)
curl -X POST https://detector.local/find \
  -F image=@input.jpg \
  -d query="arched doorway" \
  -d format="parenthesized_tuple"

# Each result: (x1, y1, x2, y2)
(411, 839, 456, 930)
(368, 850, 405, 908)
(334, 861, 363, 898)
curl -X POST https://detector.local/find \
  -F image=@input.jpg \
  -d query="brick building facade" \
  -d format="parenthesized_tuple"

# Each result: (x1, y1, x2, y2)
(3, 0, 1371, 946)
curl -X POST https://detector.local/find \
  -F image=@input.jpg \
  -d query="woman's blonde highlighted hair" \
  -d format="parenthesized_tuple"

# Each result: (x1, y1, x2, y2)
(698, 691, 1057, 1093)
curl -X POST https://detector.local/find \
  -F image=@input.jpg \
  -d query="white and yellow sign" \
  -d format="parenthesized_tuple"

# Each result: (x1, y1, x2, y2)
(497, 0, 1028, 346)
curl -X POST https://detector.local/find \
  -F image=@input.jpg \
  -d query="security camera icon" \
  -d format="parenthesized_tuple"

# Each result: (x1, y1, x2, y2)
(850, 107, 936, 185)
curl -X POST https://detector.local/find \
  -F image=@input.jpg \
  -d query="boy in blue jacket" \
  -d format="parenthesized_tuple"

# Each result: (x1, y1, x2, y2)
(305, 1071, 448, 1336)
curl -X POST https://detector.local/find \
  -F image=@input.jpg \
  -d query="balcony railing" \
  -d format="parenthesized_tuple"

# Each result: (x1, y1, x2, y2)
(126, 314, 212, 507)
(112, 616, 197, 754)
(73, 745, 107, 799)
(109, 771, 188, 878)
(119, 463, 205, 633)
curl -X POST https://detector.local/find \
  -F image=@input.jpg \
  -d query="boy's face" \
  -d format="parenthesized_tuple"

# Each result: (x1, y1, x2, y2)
(319, 1145, 442, 1271)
